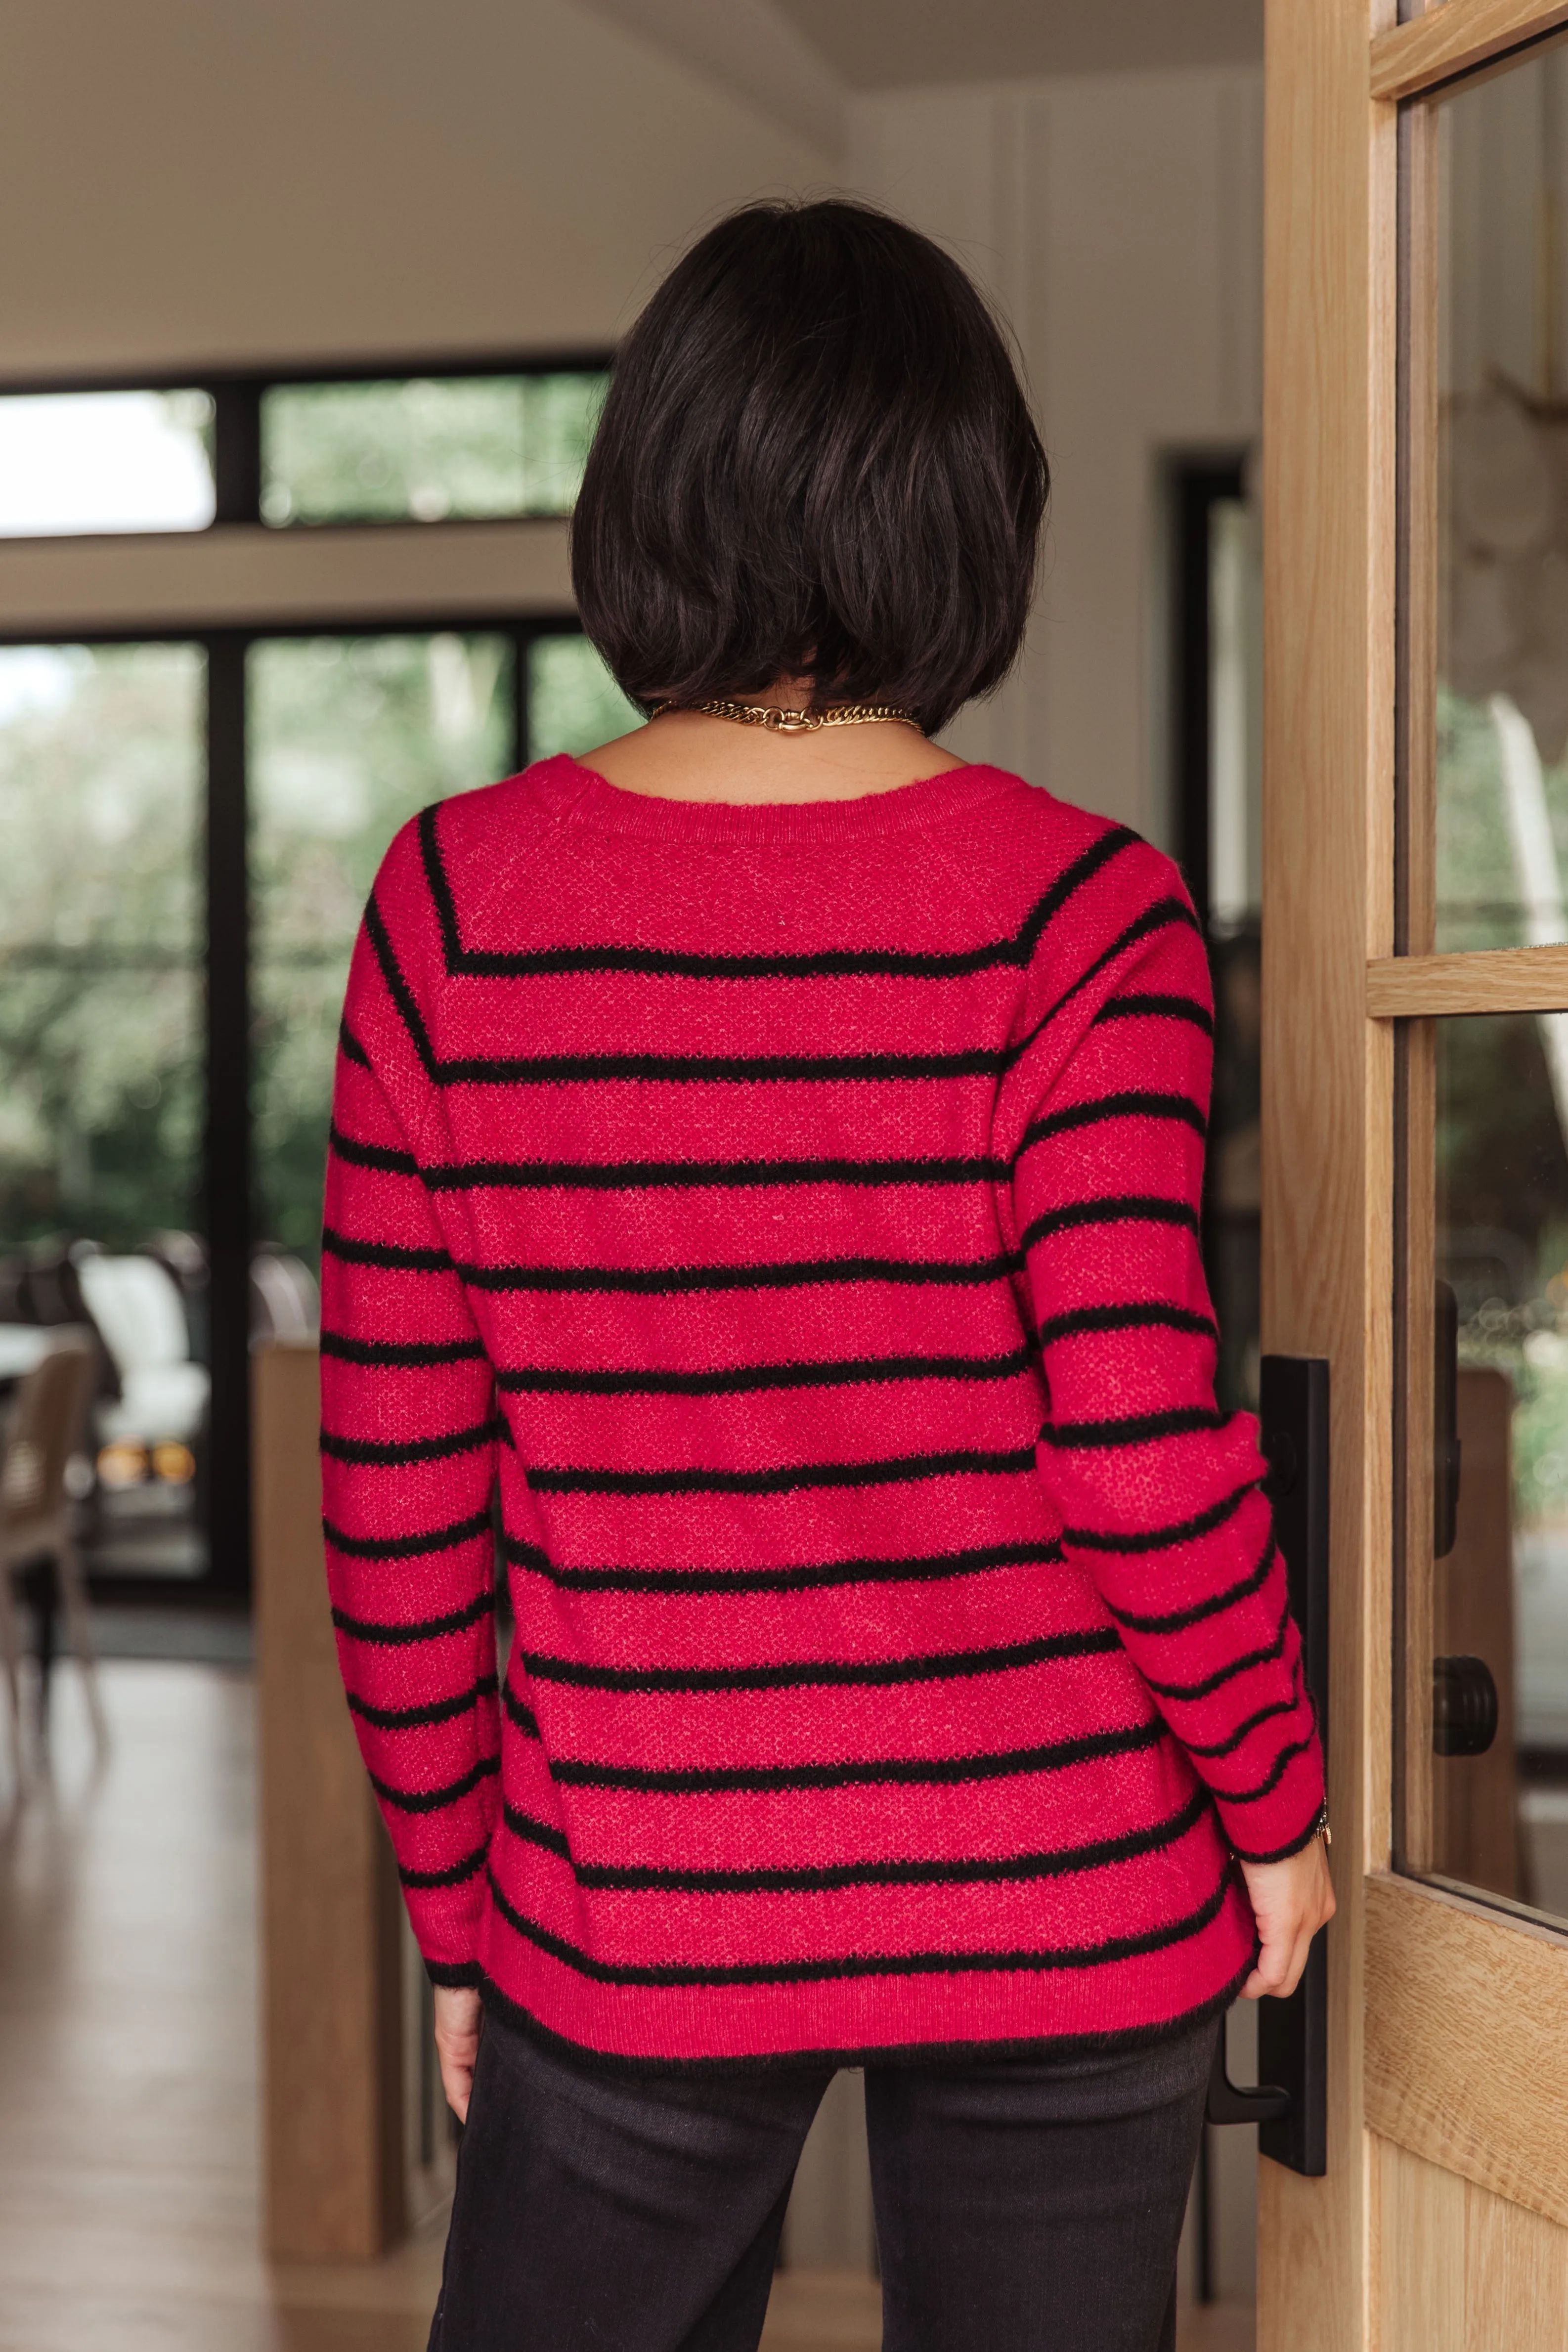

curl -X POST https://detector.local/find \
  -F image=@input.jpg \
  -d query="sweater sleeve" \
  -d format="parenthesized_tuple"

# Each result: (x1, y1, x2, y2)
(1003, 854, 1325, 1862)
(319, 883, 502, 1985)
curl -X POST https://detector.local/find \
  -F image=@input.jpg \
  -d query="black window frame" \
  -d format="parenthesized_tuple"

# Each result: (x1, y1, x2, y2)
(0, 354, 612, 1601)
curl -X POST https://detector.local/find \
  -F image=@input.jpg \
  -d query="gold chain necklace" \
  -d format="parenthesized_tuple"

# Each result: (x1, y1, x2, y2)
(648, 697, 920, 735)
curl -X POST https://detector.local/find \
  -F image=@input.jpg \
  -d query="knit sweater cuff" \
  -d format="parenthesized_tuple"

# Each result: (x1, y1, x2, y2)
(1213, 1742, 1327, 1865)
(424, 1957, 483, 1990)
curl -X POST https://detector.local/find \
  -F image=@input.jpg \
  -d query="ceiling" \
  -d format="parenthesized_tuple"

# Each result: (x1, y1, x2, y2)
(769, 0, 1264, 88)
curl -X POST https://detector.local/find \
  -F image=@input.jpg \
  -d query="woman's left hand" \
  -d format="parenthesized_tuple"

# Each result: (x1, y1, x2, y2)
(433, 1984, 483, 2121)
(1237, 1837, 1336, 2001)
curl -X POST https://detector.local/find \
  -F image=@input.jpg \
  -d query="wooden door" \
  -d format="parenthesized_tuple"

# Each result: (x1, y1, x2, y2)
(1263, 2, 1568, 2346)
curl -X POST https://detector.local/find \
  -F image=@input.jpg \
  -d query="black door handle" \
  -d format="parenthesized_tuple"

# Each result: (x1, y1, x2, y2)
(1207, 2029, 1290, 2125)
(1204, 1355, 1330, 2177)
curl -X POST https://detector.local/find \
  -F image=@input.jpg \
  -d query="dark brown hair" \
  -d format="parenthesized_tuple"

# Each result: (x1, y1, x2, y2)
(570, 199, 1048, 737)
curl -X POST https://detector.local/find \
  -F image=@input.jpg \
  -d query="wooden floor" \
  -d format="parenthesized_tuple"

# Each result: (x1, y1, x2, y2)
(0, 1662, 1251, 2350)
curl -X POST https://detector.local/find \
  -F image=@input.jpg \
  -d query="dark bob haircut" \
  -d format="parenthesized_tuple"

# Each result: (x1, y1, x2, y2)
(570, 199, 1048, 738)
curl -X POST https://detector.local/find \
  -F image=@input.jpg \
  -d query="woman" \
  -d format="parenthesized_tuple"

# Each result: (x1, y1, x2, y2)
(321, 198, 1332, 2352)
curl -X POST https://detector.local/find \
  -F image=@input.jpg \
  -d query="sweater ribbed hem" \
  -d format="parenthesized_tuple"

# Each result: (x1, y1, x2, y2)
(475, 1957, 1252, 2077)
(465, 1869, 1258, 2070)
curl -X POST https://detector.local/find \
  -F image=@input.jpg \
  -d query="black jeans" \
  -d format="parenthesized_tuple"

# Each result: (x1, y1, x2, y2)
(428, 2008, 1217, 2352)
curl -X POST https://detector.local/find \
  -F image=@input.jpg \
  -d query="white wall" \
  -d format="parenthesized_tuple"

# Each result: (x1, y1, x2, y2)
(0, 0, 836, 373)
(851, 66, 1264, 847)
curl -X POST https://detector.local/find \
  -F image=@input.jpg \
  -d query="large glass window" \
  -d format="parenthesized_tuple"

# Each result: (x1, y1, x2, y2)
(0, 643, 209, 1576)
(1403, 1010, 1568, 1923)
(1396, 25, 1568, 1925)
(528, 634, 641, 761)
(250, 628, 641, 1257)
(0, 393, 215, 537)
(260, 373, 608, 526)
(0, 644, 205, 1245)
(0, 354, 624, 1591)
(251, 634, 516, 1258)
(1432, 47, 1568, 955)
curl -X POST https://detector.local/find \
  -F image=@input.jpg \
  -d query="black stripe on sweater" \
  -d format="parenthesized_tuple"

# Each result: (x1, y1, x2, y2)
(321, 1415, 504, 1467)
(403, 913, 1198, 1091)
(320, 1331, 488, 1368)
(545, 1716, 1158, 1794)
(1062, 1478, 1255, 1553)
(1208, 1731, 1319, 1807)
(369, 1753, 500, 1813)
(422, 1046, 1006, 1087)
(421, 802, 1139, 981)
(500, 1535, 1063, 1597)
(1103, 1533, 1276, 1637)
(501, 1787, 1211, 1895)
(503, 1685, 542, 1740)
(332, 1588, 494, 1642)
(1034, 1302, 1220, 1348)
(1182, 1685, 1304, 1761)
(1005, 900, 1203, 1073)
(399, 1843, 489, 1891)
(1141, 1592, 1292, 1703)
(1020, 1197, 1199, 1254)
(348, 1673, 499, 1732)
(525, 1444, 1036, 1498)
(501, 1803, 573, 1861)
(374, 872, 1193, 1091)
(369, 894, 1010, 1087)
(1016, 1091, 1207, 1157)
(453, 1250, 1025, 1297)
(497, 1347, 1036, 1399)
(1092, 993, 1213, 1035)
(1040, 1406, 1225, 1452)
(338, 1018, 372, 1069)
(516, 1625, 1119, 1697)
(422, 1151, 1009, 1193)
(483, 1864, 1232, 1988)
(329, 1123, 419, 1175)
(326, 1510, 493, 1566)
(321, 1225, 454, 1273)
(368, 895, 1012, 1085)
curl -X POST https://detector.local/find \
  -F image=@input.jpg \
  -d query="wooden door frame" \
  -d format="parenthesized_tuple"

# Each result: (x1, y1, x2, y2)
(1261, 2, 1568, 2345)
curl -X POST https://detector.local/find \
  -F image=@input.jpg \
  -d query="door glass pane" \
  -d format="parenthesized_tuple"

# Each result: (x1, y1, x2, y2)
(250, 635, 515, 1260)
(261, 374, 608, 525)
(0, 392, 215, 537)
(0, 644, 208, 1576)
(1404, 1009, 1568, 1921)
(1429, 41, 1568, 952)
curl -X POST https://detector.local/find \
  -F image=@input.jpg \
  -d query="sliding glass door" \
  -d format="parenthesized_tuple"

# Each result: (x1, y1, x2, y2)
(0, 643, 209, 1575)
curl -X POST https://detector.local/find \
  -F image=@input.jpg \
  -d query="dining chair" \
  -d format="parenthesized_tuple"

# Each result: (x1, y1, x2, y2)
(0, 1329, 107, 1775)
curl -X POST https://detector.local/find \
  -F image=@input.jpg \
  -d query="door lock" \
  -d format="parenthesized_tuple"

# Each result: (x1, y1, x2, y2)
(1432, 1654, 1498, 1756)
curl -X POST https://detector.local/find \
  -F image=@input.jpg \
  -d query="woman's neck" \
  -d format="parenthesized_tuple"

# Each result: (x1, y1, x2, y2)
(577, 678, 967, 806)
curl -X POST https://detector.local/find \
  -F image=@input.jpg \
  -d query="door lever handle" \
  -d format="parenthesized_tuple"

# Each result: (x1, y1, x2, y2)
(1201, 1355, 1331, 2173)
(1206, 2030, 1290, 2126)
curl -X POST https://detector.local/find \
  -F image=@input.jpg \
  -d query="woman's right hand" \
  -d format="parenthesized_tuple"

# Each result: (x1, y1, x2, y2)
(1237, 1836, 1336, 2001)
(433, 1984, 483, 2122)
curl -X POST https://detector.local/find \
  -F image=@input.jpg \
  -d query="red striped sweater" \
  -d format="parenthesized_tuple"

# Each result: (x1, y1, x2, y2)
(320, 755, 1324, 2066)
